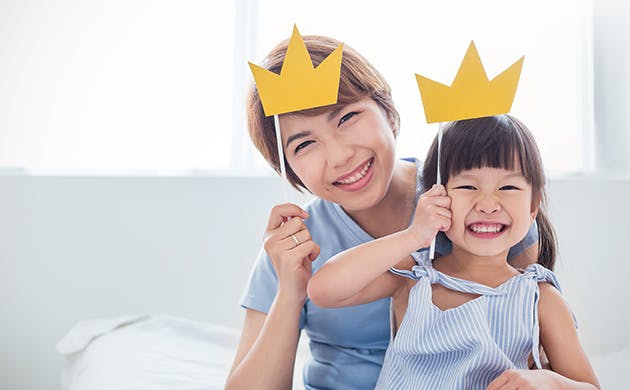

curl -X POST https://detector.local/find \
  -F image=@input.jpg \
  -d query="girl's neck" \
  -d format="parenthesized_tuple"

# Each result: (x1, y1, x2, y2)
(433, 246, 518, 288)
(344, 159, 416, 239)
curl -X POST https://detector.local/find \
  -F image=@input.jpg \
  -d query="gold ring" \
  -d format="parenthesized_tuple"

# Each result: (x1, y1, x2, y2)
(291, 234, 300, 246)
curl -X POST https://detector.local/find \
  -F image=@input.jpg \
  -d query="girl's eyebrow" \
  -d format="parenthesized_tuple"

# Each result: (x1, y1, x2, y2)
(285, 130, 312, 148)
(454, 172, 524, 180)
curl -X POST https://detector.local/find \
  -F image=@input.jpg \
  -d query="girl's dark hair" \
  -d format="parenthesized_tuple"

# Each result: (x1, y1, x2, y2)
(422, 115, 557, 270)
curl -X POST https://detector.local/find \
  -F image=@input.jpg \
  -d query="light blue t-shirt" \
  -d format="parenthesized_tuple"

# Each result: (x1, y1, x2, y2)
(239, 158, 538, 390)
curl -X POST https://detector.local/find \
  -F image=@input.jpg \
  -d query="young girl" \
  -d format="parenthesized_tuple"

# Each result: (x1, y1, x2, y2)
(308, 115, 599, 389)
(227, 34, 540, 389)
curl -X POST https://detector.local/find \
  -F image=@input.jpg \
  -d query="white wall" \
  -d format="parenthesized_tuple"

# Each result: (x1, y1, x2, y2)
(1, 175, 629, 390)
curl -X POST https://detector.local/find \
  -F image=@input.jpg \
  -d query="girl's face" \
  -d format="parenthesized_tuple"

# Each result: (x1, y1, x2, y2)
(280, 97, 396, 211)
(444, 162, 537, 258)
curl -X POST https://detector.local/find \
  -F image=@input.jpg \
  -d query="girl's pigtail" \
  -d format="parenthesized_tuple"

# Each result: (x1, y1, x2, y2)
(535, 204, 557, 270)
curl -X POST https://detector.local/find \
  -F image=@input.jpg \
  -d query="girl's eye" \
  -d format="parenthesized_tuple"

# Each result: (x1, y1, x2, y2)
(294, 140, 314, 153)
(500, 185, 519, 190)
(454, 185, 476, 190)
(338, 111, 358, 126)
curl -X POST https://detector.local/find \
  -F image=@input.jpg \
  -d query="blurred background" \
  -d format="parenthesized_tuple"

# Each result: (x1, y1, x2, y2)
(1, 0, 629, 389)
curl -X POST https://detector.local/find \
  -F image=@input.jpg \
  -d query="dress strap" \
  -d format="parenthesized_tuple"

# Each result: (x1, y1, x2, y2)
(521, 263, 563, 369)
(390, 251, 507, 297)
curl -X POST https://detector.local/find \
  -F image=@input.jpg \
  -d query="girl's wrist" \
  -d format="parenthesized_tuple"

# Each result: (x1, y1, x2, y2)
(401, 227, 428, 251)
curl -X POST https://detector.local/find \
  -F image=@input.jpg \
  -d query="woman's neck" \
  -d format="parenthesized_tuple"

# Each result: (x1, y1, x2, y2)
(344, 159, 417, 239)
(433, 246, 518, 288)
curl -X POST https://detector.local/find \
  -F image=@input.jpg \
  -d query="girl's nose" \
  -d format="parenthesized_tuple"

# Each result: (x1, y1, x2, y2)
(475, 194, 501, 214)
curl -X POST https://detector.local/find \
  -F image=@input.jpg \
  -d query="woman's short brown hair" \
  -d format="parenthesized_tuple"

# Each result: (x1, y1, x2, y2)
(247, 35, 400, 192)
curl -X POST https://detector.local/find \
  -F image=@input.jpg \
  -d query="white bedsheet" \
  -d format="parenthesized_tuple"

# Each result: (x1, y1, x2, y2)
(57, 314, 627, 389)
(57, 314, 311, 390)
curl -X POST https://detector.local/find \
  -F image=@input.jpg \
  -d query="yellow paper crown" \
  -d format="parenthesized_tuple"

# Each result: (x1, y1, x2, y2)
(416, 41, 524, 123)
(249, 25, 344, 116)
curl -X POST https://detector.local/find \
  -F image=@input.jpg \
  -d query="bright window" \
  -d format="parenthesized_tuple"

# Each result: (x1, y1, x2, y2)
(254, 0, 594, 176)
(0, 0, 594, 176)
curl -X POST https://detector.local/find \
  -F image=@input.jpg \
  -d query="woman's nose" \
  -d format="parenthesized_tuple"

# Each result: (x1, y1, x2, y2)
(475, 193, 501, 214)
(326, 141, 355, 168)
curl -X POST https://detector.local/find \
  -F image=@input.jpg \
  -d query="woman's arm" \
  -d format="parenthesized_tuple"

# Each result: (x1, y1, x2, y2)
(226, 304, 302, 390)
(487, 283, 600, 390)
(227, 203, 319, 389)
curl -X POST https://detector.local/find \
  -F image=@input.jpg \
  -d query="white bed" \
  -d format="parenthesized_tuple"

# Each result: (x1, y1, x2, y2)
(57, 314, 629, 390)
(56, 314, 310, 390)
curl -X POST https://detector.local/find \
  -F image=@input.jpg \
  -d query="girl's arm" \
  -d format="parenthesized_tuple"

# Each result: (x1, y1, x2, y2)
(308, 184, 452, 308)
(308, 230, 419, 307)
(537, 283, 599, 388)
(487, 283, 600, 390)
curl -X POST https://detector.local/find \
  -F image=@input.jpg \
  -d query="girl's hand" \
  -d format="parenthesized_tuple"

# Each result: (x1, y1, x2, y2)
(407, 184, 452, 249)
(487, 369, 567, 390)
(263, 203, 320, 305)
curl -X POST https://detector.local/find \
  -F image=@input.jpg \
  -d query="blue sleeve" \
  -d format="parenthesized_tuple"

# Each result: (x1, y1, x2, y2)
(239, 248, 278, 314)
(435, 220, 539, 259)
(507, 219, 538, 260)
(239, 247, 306, 328)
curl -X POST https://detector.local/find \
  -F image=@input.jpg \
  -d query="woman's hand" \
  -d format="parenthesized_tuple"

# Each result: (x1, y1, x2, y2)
(263, 203, 320, 305)
(407, 184, 452, 249)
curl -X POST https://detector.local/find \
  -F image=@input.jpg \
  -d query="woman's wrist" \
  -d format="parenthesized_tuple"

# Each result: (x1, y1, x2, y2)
(275, 289, 307, 309)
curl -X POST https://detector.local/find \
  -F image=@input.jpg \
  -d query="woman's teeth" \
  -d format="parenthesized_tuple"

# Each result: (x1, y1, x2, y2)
(336, 160, 371, 184)
(468, 224, 505, 233)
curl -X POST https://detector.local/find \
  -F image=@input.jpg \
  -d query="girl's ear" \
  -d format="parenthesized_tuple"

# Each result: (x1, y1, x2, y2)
(530, 191, 542, 222)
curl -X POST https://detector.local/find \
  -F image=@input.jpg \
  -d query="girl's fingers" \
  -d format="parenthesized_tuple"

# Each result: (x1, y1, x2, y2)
(266, 203, 309, 230)
(486, 372, 510, 390)
(425, 183, 447, 196)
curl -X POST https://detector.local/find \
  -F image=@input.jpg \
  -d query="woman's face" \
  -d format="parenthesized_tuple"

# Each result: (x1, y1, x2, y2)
(280, 97, 397, 211)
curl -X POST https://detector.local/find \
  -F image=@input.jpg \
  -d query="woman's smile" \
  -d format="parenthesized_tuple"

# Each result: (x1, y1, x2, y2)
(332, 157, 375, 192)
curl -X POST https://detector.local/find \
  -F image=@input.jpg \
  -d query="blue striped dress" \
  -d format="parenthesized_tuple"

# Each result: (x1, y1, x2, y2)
(376, 252, 563, 389)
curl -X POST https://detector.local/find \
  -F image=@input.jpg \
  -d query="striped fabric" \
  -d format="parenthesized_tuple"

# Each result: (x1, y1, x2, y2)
(376, 252, 562, 390)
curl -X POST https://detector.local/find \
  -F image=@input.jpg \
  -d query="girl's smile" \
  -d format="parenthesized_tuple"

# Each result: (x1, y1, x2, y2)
(466, 221, 509, 239)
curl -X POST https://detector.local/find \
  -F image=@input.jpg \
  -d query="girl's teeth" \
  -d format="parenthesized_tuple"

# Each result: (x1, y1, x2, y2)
(470, 224, 503, 233)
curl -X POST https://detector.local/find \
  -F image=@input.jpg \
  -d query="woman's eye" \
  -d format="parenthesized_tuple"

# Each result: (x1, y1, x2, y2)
(338, 111, 358, 126)
(294, 140, 314, 153)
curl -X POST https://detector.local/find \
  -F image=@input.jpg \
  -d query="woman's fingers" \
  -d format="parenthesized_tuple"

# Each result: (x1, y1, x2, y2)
(265, 203, 309, 230)
(289, 240, 320, 263)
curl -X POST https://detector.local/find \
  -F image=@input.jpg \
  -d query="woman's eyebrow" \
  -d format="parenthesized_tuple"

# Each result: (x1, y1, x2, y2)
(285, 131, 312, 148)
(327, 106, 344, 122)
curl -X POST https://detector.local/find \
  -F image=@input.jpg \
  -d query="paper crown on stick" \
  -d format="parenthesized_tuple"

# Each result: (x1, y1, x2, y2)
(249, 25, 344, 116)
(416, 41, 524, 123)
